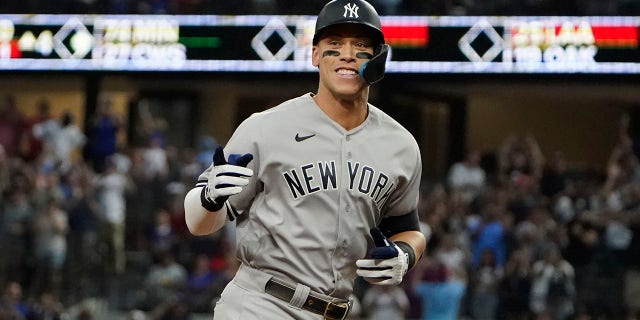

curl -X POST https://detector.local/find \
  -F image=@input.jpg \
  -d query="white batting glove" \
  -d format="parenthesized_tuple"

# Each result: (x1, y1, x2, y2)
(200, 146, 253, 212)
(356, 228, 409, 286)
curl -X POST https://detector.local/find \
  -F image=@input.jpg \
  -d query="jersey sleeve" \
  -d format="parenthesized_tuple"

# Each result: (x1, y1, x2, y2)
(222, 115, 262, 214)
(381, 141, 422, 218)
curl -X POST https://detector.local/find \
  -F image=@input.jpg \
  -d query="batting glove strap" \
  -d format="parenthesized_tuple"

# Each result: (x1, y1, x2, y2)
(200, 186, 225, 212)
(355, 244, 409, 286)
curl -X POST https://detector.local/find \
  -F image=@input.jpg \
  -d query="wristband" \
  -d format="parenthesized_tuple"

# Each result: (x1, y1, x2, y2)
(395, 241, 416, 271)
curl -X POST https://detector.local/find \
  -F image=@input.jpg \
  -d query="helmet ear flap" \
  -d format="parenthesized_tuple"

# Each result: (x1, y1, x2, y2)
(359, 44, 389, 85)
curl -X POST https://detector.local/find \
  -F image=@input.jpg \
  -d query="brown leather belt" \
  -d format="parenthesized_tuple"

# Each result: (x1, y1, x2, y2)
(264, 278, 351, 320)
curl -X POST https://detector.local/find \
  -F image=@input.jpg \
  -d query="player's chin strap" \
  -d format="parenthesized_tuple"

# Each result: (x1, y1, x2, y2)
(359, 44, 390, 85)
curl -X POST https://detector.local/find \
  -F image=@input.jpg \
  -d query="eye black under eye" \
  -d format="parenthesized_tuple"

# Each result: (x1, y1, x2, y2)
(323, 50, 340, 57)
(356, 52, 373, 59)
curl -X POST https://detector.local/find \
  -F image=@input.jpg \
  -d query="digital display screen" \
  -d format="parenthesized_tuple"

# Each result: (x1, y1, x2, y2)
(0, 14, 638, 73)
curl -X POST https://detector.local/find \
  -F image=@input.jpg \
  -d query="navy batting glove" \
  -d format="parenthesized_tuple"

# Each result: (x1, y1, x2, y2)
(213, 145, 253, 166)
(356, 227, 409, 285)
(213, 145, 254, 188)
(201, 145, 253, 212)
(228, 152, 254, 167)
(368, 227, 400, 259)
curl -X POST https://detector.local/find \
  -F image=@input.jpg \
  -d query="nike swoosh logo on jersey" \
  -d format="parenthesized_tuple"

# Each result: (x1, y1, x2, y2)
(295, 133, 315, 142)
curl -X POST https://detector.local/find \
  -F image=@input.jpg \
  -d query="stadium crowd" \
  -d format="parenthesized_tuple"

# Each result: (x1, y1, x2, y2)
(1, 0, 639, 16)
(2, 90, 640, 320)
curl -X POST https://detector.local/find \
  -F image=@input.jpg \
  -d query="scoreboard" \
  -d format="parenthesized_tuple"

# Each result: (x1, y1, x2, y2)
(0, 14, 638, 73)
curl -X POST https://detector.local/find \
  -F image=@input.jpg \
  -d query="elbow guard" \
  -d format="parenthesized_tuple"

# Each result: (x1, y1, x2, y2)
(378, 209, 420, 238)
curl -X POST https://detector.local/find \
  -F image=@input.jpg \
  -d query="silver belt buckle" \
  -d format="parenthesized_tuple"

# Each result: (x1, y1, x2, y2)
(323, 298, 351, 320)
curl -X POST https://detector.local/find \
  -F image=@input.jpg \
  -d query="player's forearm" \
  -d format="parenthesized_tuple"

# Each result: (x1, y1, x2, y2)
(184, 187, 228, 235)
(389, 230, 426, 268)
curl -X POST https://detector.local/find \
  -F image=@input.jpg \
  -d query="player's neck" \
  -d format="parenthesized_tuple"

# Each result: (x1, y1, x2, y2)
(313, 90, 369, 131)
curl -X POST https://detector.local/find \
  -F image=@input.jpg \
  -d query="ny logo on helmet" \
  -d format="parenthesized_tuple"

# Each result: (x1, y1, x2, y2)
(343, 3, 359, 18)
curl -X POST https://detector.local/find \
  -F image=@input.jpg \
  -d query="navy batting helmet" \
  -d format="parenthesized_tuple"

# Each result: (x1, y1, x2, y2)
(313, 0, 385, 46)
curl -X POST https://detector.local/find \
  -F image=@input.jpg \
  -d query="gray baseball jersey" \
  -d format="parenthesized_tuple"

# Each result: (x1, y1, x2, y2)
(196, 92, 421, 299)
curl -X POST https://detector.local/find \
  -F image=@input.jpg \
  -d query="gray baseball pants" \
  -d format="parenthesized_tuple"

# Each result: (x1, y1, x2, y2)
(213, 264, 325, 320)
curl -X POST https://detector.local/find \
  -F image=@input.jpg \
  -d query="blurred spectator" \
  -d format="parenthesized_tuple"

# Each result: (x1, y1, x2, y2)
(185, 238, 242, 307)
(471, 198, 509, 268)
(133, 103, 167, 150)
(151, 298, 191, 320)
(148, 207, 179, 257)
(185, 254, 217, 313)
(529, 246, 575, 320)
(600, 128, 640, 212)
(0, 187, 33, 287)
(179, 147, 202, 186)
(448, 148, 487, 204)
(31, 198, 69, 297)
(31, 163, 66, 211)
(94, 156, 134, 275)
(625, 212, 640, 320)
(361, 284, 410, 320)
(445, 188, 474, 249)
(33, 111, 87, 173)
(562, 212, 600, 317)
(163, 181, 191, 264)
(142, 136, 169, 180)
(86, 98, 121, 173)
(586, 126, 640, 319)
(164, 145, 183, 186)
(209, 239, 240, 286)
(195, 135, 216, 172)
(513, 204, 557, 262)
(498, 133, 545, 189)
(19, 98, 52, 162)
(434, 232, 469, 278)
(499, 247, 533, 320)
(0, 281, 29, 320)
(137, 250, 188, 311)
(420, 183, 449, 252)
(469, 249, 504, 320)
(412, 258, 466, 320)
(109, 146, 133, 176)
(540, 151, 569, 199)
(140, 136, 170, 234)
(65, 163, 102, 300)
(29, 291, 66, 320)
(0, 95, 24, 158)
(127, 147, 157, 250)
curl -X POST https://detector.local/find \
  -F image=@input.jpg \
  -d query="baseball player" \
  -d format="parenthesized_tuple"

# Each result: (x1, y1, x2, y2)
(183, 0, 426, 319)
